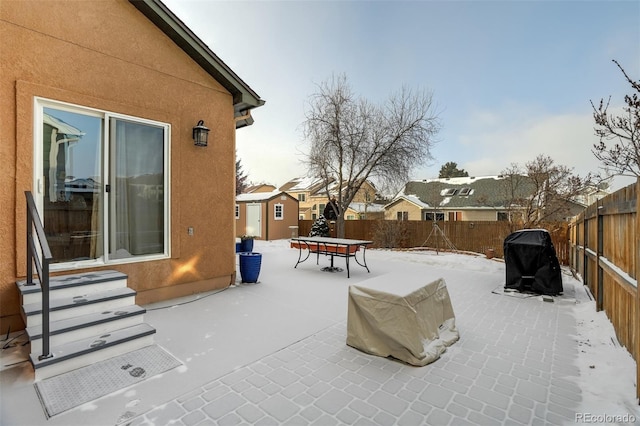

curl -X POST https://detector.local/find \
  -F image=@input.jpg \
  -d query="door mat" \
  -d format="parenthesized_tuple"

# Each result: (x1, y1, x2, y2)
(35, 344, 182, 418)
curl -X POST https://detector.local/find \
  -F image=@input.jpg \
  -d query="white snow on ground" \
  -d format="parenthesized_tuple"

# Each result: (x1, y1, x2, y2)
(572, 301, 639, 420)
(278, 239, 640, 419)
(1, 239, 639, 425)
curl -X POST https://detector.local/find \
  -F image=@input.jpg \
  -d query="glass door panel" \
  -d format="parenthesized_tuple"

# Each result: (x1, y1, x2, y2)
(42, 107, 103, 263)
(109, 118, 165, 259)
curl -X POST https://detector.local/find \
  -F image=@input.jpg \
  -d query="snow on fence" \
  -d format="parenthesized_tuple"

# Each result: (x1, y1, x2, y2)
(569, 180, 639, 401)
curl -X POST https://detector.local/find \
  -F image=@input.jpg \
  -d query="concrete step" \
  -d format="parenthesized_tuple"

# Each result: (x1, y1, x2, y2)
(17, 270, 128, 305)
(27, 305, 146, 355)
(22, 287, 136, 328)
(31, 323, 156, 381)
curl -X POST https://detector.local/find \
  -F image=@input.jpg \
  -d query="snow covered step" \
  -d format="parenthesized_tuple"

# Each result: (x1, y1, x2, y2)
(22, 287, 137, 328)
(27, 305, 146, 355)
(17, 270, 128, 305)
(31, 323, 156, 381)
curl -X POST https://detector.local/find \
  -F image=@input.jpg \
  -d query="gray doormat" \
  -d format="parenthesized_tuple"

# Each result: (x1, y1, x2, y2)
(35, 344, 182, 418)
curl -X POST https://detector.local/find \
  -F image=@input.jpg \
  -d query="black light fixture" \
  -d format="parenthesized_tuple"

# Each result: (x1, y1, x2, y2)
(192, 120, 210, 147)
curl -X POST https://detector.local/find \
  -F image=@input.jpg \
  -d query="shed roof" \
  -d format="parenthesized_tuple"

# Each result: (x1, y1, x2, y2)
(129, 0, 264, 128)
(236, 191, 295, 203)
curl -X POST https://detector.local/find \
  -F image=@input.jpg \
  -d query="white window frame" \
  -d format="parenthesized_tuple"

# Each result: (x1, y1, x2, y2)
(397, 211, 408, 221)
(34, 97, 171, 271)
(274, 203, 284, 220)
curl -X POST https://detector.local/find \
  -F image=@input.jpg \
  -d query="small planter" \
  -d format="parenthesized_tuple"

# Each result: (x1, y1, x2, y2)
(239, 252, 262, 283)
(485, 248, 496, 259)
(240, 238, 254, 253)
(235, 242, 242, 253)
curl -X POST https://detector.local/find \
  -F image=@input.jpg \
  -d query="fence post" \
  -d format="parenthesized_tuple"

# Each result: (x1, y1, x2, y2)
(596, 200, 604, 312)
(583, 216, 589, 290)
(636, 178, 640, 403)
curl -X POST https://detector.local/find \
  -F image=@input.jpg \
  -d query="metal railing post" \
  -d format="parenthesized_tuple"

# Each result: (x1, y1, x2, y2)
(25, 191, 53, 360)
(26, 207, 34, 286)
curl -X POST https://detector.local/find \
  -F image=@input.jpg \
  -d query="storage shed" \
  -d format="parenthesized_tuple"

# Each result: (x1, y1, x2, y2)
(504, 229, 563, 296)
(236, 191, 299, 240)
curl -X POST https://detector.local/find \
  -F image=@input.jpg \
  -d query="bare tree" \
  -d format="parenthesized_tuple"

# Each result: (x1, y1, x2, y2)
(591, 60, 640, 177)
(303, 74, 441, 237)
(501, 155, 593, 228)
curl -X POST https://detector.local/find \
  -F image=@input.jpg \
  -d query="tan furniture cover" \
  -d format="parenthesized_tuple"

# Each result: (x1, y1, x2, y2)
(347, 276, 459, 366)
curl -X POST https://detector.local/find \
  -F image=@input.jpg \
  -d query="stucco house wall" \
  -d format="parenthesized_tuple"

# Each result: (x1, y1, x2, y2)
(0, 0, 262, 332)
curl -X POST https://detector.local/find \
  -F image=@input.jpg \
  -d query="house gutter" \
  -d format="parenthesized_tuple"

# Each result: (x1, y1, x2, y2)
(129, 0, 265, 129)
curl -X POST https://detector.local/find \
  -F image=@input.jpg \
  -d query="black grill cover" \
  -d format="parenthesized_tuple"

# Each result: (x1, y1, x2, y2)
(504, 229, 563, 296)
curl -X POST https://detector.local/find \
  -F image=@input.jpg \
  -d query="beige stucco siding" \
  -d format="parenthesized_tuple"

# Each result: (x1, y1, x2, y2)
(461, 210, 500, 221)
(384, 201, 423, 221)
(1, 0, 240, 331)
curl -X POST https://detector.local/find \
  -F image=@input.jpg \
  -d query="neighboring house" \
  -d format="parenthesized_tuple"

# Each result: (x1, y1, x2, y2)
(236, 191, 299, 240)
(575, 183, 610, 206)
(345, 202, 386, 220)
(243, 184, 277, 194)
(280, 177, 378, 220)
(1, 0, 264, 333)
(280, 177, 326, 219)
(385, 176, 532, 222)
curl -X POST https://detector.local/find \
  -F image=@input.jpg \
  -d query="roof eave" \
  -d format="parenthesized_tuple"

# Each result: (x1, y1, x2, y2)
(129, 0, 265, 129)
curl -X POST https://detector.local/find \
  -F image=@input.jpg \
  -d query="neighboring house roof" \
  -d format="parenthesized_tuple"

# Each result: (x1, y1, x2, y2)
(384, 194, 430, 210)
(236, 191, 296, 203)
(129, 0, 264, 128)
(394, 175, 535, 210)
(279, 177, 328, 194)
(348, 202, 386, 213)
(244, 184, 277, 194)
(280, 176, 375, 199)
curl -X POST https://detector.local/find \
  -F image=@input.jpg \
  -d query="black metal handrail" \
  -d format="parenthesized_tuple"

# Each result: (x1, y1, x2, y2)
(25, 191, 53, 360)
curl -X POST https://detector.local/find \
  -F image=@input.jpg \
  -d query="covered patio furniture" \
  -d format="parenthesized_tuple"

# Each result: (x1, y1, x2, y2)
(347, 276, 458, 366)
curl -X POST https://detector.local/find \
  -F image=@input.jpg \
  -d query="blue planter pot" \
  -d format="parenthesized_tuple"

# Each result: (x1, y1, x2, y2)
(241, 239, 254, 252)
(239, 252, 262, 283)
(235, 242, 242, 253)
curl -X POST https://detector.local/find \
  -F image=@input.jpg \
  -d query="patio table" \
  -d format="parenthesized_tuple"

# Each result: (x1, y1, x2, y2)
(290, 236, 373, 278)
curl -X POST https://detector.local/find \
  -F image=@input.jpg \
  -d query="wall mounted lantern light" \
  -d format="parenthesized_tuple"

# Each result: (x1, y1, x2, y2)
(192, 120, 210, 147)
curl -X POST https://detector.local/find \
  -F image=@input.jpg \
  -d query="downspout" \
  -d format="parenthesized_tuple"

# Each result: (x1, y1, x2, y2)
(234, 110, 252, 124)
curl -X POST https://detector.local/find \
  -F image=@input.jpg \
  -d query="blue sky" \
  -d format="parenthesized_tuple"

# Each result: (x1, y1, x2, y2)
(163, 0, 640, 191)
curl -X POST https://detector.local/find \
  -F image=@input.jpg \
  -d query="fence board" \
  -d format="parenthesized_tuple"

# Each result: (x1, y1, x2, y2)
(569, 180, 638, 401)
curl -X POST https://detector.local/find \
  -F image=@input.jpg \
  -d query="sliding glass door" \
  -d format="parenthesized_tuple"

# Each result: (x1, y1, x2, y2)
(38, 100, 169, 266)
(109, 118, 165, 259)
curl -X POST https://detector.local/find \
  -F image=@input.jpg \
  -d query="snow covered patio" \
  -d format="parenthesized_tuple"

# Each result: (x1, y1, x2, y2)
(1, 239, 638, 425)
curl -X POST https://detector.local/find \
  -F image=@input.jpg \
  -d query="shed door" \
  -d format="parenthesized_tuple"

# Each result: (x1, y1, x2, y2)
(246, 204, 262, 238)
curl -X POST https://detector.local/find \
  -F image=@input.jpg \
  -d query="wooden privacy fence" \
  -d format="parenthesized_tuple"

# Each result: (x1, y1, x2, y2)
(297, 220, 570, 264)
(568, 180, 639, 401)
